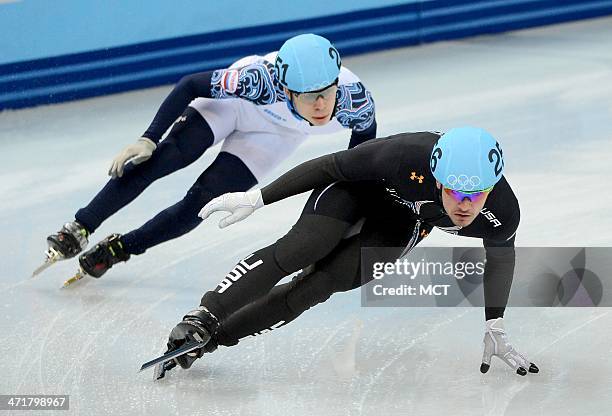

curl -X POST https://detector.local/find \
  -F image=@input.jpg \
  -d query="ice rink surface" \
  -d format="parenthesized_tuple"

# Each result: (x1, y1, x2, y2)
(1, 16, 612, 416)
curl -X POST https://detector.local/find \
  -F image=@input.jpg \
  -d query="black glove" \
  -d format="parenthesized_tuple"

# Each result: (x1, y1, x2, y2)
(167, 307, 219, 369)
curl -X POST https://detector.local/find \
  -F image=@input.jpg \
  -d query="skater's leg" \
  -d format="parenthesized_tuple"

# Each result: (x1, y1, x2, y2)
(216, 206, 432, 346)
(76, 152, 257, 278)
(79, 152, 256, 277)
(74, 107, 214, 234)
(200, 182, 366, 322)
(121, 151, 257, 255)
(216, 237, 361, 346)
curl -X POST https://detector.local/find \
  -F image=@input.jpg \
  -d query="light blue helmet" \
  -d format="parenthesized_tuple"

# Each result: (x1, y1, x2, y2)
(430, 127, 505, 192)
(275, 34, 341, 93)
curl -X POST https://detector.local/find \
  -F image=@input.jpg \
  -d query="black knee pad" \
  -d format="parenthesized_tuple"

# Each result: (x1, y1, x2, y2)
(274, 215, 352, 272)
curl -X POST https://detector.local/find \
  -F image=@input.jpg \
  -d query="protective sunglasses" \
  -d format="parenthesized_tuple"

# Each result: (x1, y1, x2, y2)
(292, 82, 338, 104)
(443, 186, 493, 203)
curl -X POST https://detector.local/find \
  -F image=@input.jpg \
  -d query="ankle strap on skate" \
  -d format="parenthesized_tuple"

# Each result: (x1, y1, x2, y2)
(183, 306, 220, 335)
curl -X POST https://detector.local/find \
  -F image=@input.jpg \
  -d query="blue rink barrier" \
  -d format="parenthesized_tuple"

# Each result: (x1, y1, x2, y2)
(2, 0, 612, 111)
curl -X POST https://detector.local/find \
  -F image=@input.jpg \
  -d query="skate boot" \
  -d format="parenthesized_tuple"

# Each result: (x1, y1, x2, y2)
(32, 221, 90, 276)
(78, 233, 131, 278)
(141, 307, 220, 380)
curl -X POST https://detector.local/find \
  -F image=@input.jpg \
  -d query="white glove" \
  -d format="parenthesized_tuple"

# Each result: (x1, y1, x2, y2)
(199, 189, 264, 229)
(108, 137, 157, 178)
(481, 318, 539, 376)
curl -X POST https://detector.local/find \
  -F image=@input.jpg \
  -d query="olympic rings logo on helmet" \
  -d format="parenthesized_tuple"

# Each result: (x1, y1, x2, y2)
(446, 174, 482, 191)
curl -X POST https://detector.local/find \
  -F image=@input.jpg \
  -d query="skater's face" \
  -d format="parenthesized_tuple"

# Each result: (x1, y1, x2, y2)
(286, 83, 338, 126)
(438, 182, 490, 227)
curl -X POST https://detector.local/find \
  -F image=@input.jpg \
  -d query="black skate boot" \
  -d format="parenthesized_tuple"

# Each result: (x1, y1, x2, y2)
(78, 233, 130, 278)
(169, 307, 220, 365)
(33, 221, 90, 276)
(47, 221, 89, 258)
(142, 306, 220, 379)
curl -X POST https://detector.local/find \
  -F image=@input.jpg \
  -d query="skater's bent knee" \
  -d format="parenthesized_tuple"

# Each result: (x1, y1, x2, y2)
(183, 185, 213, 207)
(274, 215, 351, 271)
(286, 270, 336, 314)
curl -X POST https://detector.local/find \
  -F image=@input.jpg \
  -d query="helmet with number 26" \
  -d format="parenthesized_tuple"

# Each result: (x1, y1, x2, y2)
(275, 34, 342, 93)
(430, 126, 505, 193)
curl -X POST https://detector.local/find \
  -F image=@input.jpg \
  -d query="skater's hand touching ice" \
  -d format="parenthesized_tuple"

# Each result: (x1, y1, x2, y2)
(109, 137, 157, 178)
(480, 318, 539, 376)
(199, 189, 264, 228)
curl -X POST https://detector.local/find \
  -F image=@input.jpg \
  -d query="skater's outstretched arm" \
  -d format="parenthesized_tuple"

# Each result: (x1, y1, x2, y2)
(199, 134, 412, 228)
(348, 118, 377, 148)
(107, 71, 213, 178)
(142, 71, 215, 143)
(110, 62, 278, 178)
(143, 62, 278, 143)
(476, 213, 538, 376)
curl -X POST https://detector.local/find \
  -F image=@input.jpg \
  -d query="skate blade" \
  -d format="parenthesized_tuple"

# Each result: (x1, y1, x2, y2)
(61, 268, 87, 288)
(31, 247, 64, 277)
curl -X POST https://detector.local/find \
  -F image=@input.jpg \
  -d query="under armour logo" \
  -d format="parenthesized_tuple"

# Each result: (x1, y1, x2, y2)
(410, 172, 424, 183)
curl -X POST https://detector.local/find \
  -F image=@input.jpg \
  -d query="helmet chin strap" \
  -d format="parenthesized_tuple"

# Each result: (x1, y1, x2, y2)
(285, 95, 308, 122)
(434, 185, 443, 204)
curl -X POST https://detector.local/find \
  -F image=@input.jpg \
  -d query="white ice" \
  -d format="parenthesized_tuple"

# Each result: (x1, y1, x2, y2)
(1, 16, 612, 416)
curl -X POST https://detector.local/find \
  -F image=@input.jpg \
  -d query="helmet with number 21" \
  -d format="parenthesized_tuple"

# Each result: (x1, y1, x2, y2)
(275, 34, 342, 94)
